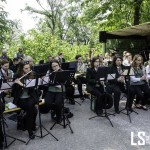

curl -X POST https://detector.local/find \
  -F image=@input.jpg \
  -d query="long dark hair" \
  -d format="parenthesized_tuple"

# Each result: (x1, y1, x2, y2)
(49, 59, 61, 72)
(16, 61, 34, 79)
(111, 55, 123, 67)
(91, 56, 99, 68)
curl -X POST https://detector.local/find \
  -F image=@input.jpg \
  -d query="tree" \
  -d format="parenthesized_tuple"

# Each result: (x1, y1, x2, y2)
(0, 0, 15, 49)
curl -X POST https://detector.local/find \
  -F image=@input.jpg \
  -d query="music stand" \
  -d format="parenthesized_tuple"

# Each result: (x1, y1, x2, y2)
(49, 70, 75, 133)
(119, 67, 138, 123)
(89, 67, 115, 127)
(0, 79, 26, 148)
(23, 76, 58, 145)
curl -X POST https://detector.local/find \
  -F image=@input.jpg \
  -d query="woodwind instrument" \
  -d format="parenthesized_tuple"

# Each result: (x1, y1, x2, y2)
(19, 70, 32, 80)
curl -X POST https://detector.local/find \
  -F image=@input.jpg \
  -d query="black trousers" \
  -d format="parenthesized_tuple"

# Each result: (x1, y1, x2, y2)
(17, 97, 37, 134)
(128, 84, 150, 108)
(41, 92, 63, 118)
(74, 76, 87, 97)
(0, 118, 4, 145)
(106, 84, 125, 110)
(91, 86, 104, 111)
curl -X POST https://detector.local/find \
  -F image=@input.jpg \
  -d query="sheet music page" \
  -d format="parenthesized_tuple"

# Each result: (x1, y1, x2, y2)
(42, 76, 49, 85)
(122, 69, 128, 76)
(25, 79, 36, 87)
(1, 82, 13, 89)
(107, 74, 116, 80)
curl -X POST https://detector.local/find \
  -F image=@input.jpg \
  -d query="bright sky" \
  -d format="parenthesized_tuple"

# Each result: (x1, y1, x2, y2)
(4, 0, 42, 33)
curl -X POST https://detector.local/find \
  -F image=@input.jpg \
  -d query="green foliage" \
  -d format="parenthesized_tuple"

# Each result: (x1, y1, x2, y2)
(8, 29, 100, 64)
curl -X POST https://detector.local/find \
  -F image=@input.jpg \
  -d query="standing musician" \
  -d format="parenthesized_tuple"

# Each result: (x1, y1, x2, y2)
(0, 60, 14, 102)
(0, 98, 5, 149)
(74, 55, 87, 100)
(40, 59, 64, 123)
(106, 55, 127, 114)
(128, 54, 150, 111)
(86, 57, 104, 116)
(12, 61, 38, 139)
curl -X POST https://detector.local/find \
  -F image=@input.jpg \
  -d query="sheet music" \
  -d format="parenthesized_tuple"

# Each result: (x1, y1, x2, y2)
(1, 82, 13, 90)
(41, 76, 50, 85)
(121, 69, 128, 76)
(107, 74, 116, 80)
(25, 79, 36, 87)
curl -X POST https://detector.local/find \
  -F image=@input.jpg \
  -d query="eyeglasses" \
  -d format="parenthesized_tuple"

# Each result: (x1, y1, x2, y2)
(23, 61, 29, 64)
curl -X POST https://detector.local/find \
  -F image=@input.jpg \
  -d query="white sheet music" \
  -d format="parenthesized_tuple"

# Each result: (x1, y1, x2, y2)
(121, 69, 128, 76)
(41, 76, 49, 85)
(25, 79, 36, 87)
(1, 82, 13, 90)
(107, 74, 116, 80)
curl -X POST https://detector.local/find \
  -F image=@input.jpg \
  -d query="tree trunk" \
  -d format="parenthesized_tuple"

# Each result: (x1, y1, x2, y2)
(133, 0, 143, 25)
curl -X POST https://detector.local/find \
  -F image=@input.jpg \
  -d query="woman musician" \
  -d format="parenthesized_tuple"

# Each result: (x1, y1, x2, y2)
(128, 54, 150, 111)
(40, 59, 64, 123)
(86, 56, 104, 116)
(0, 59, 14, 101)
(106, 55, 127, 114)
(12, 61, 38, 139)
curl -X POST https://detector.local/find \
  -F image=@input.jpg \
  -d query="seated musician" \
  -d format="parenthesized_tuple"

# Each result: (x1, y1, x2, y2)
(74, 54, 87, 100)
(0, 99, 5, 149)
(86, 56, 104, 116)
(0, 59, 14, 102)
(12, 61, 38, 139)
(106, 55, 127, 114)
(128, 54, 150, 111)
(40, 59, 64, 123)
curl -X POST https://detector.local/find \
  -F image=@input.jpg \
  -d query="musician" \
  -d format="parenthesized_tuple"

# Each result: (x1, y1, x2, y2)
(14, 48, 25, 60)
(56, 52, 65, 63)
(128, 54, 150, 111)
(74, 55, 87, 100)
(123, 52, 132, 66)
(0, 59, 14, 102)
(12, 61, 38, 139)
(86, 56, 104, 116)
(106, 55, 126, 114)
(0, 99, 5, 149)
(10, 58, 19, 73)
(40, 59, 64, 123)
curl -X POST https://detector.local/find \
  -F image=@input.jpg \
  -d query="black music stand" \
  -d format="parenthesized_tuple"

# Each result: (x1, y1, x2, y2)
(119, 68, 138, 123)
(49, 70, 75, 133)
(0, 79, 26, 148)
(89, 67, 115, 127)
(23, 77, 58, 145)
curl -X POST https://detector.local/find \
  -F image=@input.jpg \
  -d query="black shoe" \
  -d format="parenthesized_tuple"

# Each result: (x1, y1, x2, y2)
(128, 108, 133, 112)
(115, 109, 120, 114)
(96, 110, 103, 116)
(29, 132, 35, 139)
(32, 126, 38, 131)
(69, 98, 75, 105)
(66, 112, 74, 118)
(80, 97, 85, 100)
(142, 106, 148, 111)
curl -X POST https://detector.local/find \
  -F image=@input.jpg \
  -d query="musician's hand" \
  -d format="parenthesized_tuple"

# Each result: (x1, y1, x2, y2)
(15, 79, 24, 87)
(140, 76, 146, 81)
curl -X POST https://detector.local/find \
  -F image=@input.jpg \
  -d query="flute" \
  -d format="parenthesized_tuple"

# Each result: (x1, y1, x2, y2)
(19, 70, 32, 80)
